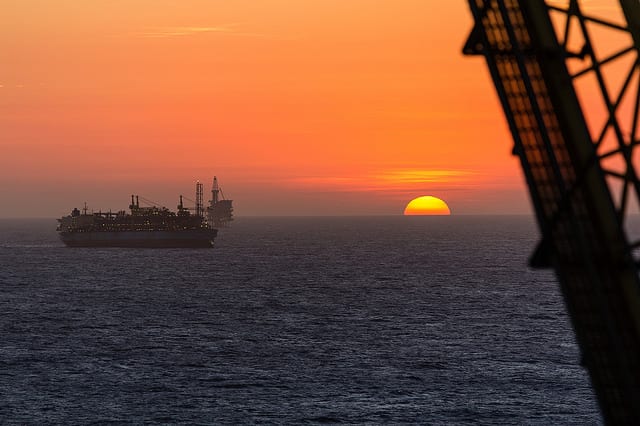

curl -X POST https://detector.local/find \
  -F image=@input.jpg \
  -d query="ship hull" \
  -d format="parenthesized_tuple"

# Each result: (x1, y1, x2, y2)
(59, 229, 217, 248)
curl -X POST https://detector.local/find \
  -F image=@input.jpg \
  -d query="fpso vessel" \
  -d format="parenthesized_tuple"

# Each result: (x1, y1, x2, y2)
(57, 180, 228, 248)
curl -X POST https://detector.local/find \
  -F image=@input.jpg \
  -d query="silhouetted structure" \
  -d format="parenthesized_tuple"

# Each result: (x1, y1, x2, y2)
(207, 176, 234, 227)
(57, 185, 217, 248)
(465, 1, 640, 422)
(58, 178, 232, 248)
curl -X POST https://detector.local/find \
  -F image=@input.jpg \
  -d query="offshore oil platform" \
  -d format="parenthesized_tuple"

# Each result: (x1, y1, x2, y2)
(57, 177, 233, 248)
(464, 0, 640, 421)
(207, 176, 234, 228)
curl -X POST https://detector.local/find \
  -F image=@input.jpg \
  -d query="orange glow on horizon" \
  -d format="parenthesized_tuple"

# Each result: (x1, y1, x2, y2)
(404, 196, 451, 216)
(0, 0, 585, 216)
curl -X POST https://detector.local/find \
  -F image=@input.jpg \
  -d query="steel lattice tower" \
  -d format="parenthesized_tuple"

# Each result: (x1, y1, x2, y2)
(464, 0, 640, 422)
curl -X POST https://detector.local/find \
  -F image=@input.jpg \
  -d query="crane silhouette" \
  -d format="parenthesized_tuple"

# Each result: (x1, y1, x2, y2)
(464, 1, 640, 422)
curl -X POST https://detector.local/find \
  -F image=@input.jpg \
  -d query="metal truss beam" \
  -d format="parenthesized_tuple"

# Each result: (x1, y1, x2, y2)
(465, 1, 640, 421)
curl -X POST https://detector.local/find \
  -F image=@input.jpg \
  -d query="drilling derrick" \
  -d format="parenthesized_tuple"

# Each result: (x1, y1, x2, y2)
(212, 176, 220, 204)
(465, 0, 640, 421)
(196, 181, 204, 217)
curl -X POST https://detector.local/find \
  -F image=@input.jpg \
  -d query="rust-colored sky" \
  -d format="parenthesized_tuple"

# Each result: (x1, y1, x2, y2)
(2, 1, 547, 216)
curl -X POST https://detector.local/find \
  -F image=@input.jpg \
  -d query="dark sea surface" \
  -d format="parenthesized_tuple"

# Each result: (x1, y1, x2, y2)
(0, 216, 601, 424)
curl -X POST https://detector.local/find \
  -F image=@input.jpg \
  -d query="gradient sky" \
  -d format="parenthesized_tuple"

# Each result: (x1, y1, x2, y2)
(2, 1, 539, 217)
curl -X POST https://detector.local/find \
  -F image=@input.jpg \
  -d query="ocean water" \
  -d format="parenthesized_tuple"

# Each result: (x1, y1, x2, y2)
(0, 216, 601, 424)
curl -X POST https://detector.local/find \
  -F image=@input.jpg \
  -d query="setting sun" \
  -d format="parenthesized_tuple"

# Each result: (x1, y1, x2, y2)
(404, 196, 451, 216)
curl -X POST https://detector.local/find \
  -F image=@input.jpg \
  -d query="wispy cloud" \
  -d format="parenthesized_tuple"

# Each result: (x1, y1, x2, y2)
(290, 169, 477, 193)
(134, 24, 268, 39)
(136, 26, 234, 38)
(377, 169, 473, 184)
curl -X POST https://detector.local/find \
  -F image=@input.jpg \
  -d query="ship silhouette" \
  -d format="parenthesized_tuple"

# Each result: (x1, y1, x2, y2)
(57, 177, 233, 248)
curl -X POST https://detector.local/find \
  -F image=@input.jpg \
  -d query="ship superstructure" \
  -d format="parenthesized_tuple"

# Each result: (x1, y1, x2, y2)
(58, 182, 221, 248)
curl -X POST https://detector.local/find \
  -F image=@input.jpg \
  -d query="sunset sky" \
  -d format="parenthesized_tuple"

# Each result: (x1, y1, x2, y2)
(1, 1, 535, 217)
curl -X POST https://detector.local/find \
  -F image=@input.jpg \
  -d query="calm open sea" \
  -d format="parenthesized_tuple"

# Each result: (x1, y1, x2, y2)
(0, 216, 601, 424)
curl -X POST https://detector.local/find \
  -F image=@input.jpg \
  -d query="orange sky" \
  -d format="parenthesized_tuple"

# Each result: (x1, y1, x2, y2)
(1, 0, 537, 217)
